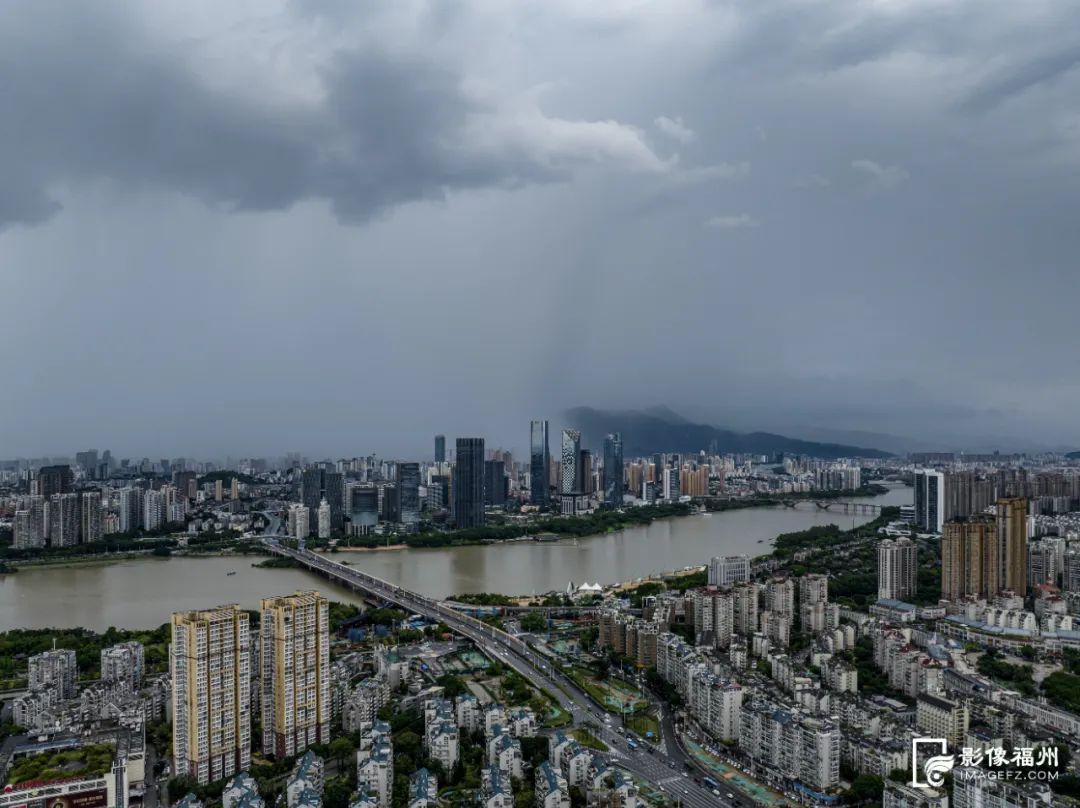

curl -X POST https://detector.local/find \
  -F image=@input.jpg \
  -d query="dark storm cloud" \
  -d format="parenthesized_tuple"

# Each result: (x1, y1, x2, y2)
(0, 2, 673, 229)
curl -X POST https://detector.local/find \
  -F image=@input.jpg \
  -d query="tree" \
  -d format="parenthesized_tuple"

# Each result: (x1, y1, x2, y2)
(329, 737, 353, 770)
(520, 612, 548, 633)
(845, 775, 883, 804)
(324, 778, 351, 808)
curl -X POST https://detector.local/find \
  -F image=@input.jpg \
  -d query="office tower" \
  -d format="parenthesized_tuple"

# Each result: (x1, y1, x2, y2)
(49, 492, 80, 547)
(260, 592, 330, 759)
(597, 432, 622, 507)
(380, 483, 400, 523)
(28, 648, 78, 699)
(560, 430, 581, 495)
(348, 484, 379, 534)
(317, 499, 331, 539)
(36, 464, 73, 498)
(484, 460, 506, 506)
(143, 489, 164, 532)
(913, 470, 945, 533)
(302, 469, 345, 532)
(434, 435, 446, 464)
(578, 449, 592, 494)
(215, 479, 224, 502)
(397, 462, 421, 527)
(431, 474, 451, 508)
(76, 450, 99, 478)
(454, 438, 485, 529)
(708, 555, 751, 587)
(81, 491, 102, 544)
(171, 605, 252, 785)
(119, 487, 143, 532)
(996, 497, 1028, 597)
(652, 453, 664, 484)
(941, 517, 993, 600)
(877, 538, 917, 601)
(101, 641, 145, 688)
(529, 420, 550, 506)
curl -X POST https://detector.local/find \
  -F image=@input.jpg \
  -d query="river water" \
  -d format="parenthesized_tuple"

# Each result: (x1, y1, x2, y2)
(0, 486, 910, 630)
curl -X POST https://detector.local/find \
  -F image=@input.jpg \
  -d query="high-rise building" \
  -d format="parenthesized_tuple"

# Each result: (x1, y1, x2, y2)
(602, 433, 623, 507)
(289, 505, 310, 540)
(484, 460, 506, 506)
(913, 470, 945, 533)
(49, 493, 80, 547)
(28, 648, 78, 699)
(260, 592, 330, 759)
(529, 421, 550, 506)
(119, 487, 144, 533)
(143, 489, 164, 532)
(454, 438, 485, 529)
(663, 466, 681, 501)
(941, 516, 994, 600)
(434, 435, 446, 464)
(708, 556, 751, 587)
(171, 605, 252, 785)
(81, 491, 103, 544)
(578, 448, 592, 494)
(101, 641, 145, 688)
(76, 451, 99, 478)
(36, 465, 72, 498)
(877, 537, 917, 601)
(302, 468, 345, 533)
(560, 430, 581, 496)
(397, 462, 421, 527)
(174, 471, 199, 501)
(347, 485, 378, 535)
(997, 497, 1028, 597)
(317, 499, 331, 539)
(13, 496, 46, 549)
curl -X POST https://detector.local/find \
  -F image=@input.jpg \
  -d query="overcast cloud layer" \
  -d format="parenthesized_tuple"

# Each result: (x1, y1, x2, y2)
(3, 0, 1080, 459)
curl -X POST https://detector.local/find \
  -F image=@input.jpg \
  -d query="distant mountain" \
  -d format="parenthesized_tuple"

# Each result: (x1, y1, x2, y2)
(565, 406, 892, 459)
(1067, 451, 1080, 460)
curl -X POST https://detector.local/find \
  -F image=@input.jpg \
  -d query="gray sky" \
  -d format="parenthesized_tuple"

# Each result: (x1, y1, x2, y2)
(3, 0, 1080, 459)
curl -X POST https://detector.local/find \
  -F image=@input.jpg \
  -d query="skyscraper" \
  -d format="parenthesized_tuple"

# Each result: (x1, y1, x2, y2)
(397, 462, 421, 527)
(484, 460, 506, 506)
(877, 537, 917, 601)
(941, 516, 995, 600)
(434, 435, 446, 464)
(913, 470, 945, 533)
(529, 420, 550, 507)
(171, 605, 252, 784)
(560, 429, 581, 515)
(454, 438, 485, 529)
(81, 491, 102, 544)
(36, 464, 72, 498)
(260, 591, 330, 759)
(996, 497, 1028, 597)
(48, 493, 80, 547)
(302, 468, 345, 533)
(602, 433, 623, 507)
(119, 487, 144, 532)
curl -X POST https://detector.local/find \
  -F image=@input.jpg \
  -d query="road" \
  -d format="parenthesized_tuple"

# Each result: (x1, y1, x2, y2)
(262, 536, 758, 808)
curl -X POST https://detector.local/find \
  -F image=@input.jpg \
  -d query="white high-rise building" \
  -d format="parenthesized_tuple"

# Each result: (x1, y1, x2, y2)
(81, 491, 103, 544)
(49, 493, 80, 547)
(878, 538, 918, 601)
(119, 487, 144, 532)
(560, 430, 580, 495)
(171, 605, 252, 785)
(28, 648, 78, 699)
(289, 505, 310, 540)
(143, 490, 164, 532)
(708, 555, 751, 587)
(261, 591, 331, 759)
(101, 641, 146, 688)
(317, 499, 331, 539)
